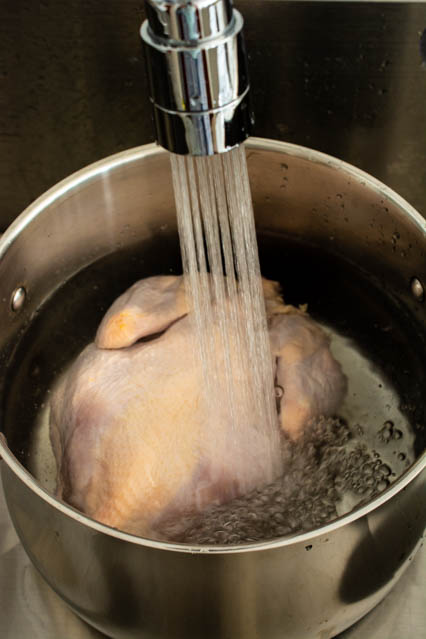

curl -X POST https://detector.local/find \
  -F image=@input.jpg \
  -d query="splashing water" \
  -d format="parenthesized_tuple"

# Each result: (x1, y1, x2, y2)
(170, 145, 282, 496)
(162, 416, 405, 545)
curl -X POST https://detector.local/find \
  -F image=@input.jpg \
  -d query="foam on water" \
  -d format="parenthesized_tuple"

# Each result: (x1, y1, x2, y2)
(162, 416, 410, 545)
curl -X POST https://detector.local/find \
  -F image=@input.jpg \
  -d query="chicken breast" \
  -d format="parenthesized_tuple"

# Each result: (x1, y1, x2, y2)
(50, 275, 346, 538)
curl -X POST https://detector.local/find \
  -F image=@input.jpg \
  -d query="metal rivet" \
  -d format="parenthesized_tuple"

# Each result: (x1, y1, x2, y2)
(410, 277, 424, 302)
(10, 286, 26, 312)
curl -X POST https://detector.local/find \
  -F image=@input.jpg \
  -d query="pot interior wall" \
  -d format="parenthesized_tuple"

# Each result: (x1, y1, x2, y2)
(0, 141, 425, 519)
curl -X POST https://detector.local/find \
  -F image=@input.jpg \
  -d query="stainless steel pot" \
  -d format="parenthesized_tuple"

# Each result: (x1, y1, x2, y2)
(0, 138, 425, 639)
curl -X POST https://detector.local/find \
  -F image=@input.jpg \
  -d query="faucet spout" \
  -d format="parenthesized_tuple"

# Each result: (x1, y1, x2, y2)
(141, 0, 253, 156)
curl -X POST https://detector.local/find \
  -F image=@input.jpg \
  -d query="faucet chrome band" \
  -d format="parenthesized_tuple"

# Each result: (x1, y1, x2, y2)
(141, 0, 253, 155)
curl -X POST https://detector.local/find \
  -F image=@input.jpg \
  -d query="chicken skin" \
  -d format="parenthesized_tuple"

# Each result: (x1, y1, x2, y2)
(50, 276, 346, 538)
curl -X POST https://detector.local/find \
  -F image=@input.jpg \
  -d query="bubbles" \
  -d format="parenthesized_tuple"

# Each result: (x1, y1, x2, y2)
(377, 479, 390, 492)
(379, 464, 391, 477)
(380, 422, 393, 438)
(378, 420, 404, 449)
(160, 416, 398, 545)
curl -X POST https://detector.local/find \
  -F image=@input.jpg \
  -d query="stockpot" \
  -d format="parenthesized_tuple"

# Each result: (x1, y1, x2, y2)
(0, 138, 425, 639)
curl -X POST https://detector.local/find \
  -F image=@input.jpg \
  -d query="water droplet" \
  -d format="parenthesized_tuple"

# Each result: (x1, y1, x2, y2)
(275, 385, 284, 398)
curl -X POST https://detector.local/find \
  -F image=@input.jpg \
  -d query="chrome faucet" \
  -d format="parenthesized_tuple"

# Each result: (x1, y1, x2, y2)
(141, 0, 253, 155)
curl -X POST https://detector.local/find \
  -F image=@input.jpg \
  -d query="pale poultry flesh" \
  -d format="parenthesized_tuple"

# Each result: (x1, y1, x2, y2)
(50, 275, 347, 539)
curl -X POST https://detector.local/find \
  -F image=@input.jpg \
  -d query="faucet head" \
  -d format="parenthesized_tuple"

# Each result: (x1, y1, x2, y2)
(145, 0, 233, 42)
(141, 0, 253, 155)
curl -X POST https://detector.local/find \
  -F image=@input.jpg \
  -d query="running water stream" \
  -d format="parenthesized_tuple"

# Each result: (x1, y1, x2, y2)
(170, 145, 283, 492)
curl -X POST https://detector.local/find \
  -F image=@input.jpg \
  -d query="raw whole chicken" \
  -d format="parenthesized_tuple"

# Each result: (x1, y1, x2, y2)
(50, 276, 347, 538)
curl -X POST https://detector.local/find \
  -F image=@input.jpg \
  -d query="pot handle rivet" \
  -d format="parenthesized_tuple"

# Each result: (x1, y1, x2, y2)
(10, 286, 26, 312)
(410, 277, 424, 302)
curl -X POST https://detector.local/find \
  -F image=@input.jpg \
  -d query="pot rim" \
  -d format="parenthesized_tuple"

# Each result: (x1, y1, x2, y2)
(1, 137, 425, 555)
